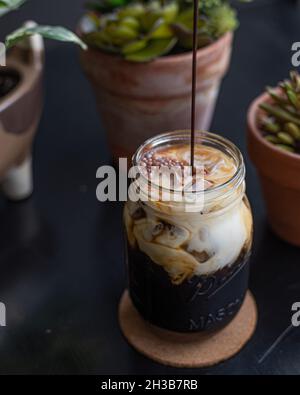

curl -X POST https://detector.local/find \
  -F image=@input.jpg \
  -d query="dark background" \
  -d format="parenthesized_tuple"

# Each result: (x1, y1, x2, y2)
(0, 0, 299, 375)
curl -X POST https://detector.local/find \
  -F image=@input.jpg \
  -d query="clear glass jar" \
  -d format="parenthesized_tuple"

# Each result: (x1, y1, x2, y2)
(124, 131, 253, 333)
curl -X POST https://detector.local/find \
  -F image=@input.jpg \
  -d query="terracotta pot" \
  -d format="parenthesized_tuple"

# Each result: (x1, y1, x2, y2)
(248, 90, 300, 246)
(0, 23, 44, 201)
(80, 32, 233, 161)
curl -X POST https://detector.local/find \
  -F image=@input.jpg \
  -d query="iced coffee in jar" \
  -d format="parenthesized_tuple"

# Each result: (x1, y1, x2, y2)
(124, 131, 253, 333)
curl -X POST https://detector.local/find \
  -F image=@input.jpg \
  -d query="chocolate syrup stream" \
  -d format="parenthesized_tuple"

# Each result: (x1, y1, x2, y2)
(190, 0, 199, 174)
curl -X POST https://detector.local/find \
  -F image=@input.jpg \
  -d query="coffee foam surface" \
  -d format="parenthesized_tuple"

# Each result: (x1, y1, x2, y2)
(140, 144, 237, 191)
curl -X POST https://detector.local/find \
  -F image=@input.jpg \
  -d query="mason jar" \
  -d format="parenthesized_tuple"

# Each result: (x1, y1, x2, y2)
(124, 131, 253, 333)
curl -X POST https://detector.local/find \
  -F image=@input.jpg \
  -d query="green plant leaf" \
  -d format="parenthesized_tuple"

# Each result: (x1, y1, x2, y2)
(140, 9, 161, 32)
(125, 37, 177, 62)
(172, 22, 212, 49)
(83, 31, 119, 52)
(117, 3, 144, 19)
(147, 19, 173, 39)
(109, 24, 138, 41)
(86, 0, 128, 13)
(119, 16, 140, 30)
(207, 4, 238, 38)
(162, 2, 178, 23)
(0, 0, 25, 16)
(5, 25, 87, 49)
(122, 39, 147, 54)
(0, 0, 25, 7)
(174, 7, 194, 30)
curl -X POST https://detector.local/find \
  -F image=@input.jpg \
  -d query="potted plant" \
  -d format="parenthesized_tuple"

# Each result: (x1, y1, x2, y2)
(0, 0, 86, 201)
(79, 0, 246, 161)
(248, 71, 300, 246)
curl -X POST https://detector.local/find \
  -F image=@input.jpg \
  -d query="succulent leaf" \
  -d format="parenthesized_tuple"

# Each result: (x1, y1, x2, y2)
(284, 122, 300, 140)
(120, 16, 140, 30)
(118, 3, 145, 18)
(110, 24, 138, 41)
(275, 144, 295, 153)
(206, 3, 238, 38)
(86, 0, 129, 13)
(148, 19, 173, 39)
(265, 135, 280, 144)
(161, 2, 179, 23)
(83, 0, 240, 61)
(122, 38, 147, 54)
(125, 37, 177, 62)
(84, 31, 119, 52)
(140, 9, 162, 32)
(260, 71, 300, 154)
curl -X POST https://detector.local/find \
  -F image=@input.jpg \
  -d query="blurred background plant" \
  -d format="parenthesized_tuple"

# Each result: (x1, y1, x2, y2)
(259, 71, 300, 154)
(81, 0, 250, 61)
(1, 0, 86, 49)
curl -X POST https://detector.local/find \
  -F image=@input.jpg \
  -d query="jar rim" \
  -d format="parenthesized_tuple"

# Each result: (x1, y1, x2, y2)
(132, 130, 245, 198)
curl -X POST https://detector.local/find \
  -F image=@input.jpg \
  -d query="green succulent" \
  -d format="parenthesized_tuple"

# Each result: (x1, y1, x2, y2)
(206, 3, 238, 37)
(82, 0, 245, 62)
(86, 0, 131, 13)
(1, 0, 86, 49)
(259, 71, 300, 155)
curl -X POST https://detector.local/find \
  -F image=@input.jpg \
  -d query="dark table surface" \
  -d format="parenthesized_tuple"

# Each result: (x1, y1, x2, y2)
(0, 0, 300, 375)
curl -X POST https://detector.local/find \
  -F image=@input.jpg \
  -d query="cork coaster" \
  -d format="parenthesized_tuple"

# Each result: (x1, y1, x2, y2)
(119, 290, 257, 368)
